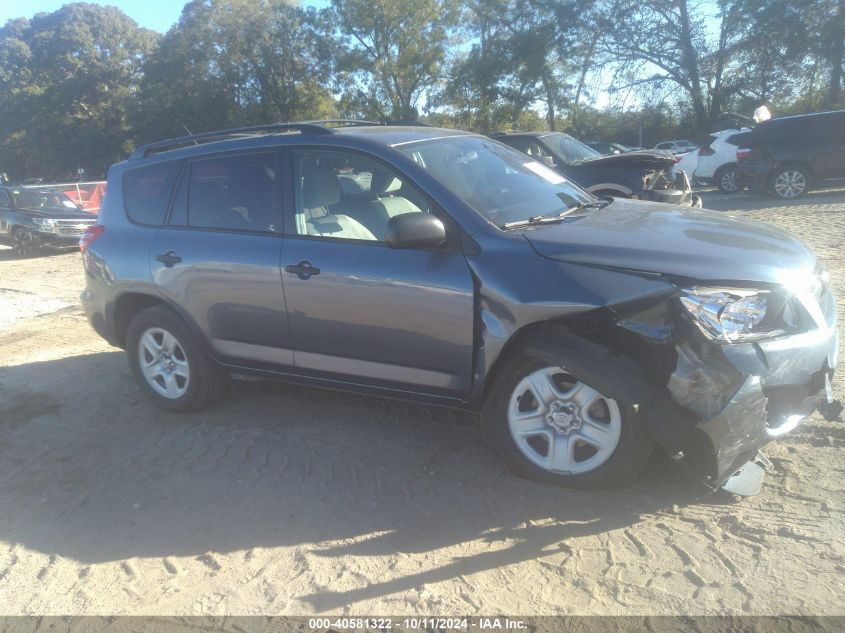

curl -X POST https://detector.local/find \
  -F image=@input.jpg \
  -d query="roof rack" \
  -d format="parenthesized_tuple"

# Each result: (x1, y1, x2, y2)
(301, 119, 382, 127)
(128, 122, 333, 160)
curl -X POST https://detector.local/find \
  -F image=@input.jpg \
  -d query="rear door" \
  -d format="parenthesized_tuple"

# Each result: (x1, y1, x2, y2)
(806, 113, 845, 181)
(279, 147, 475, 399)
(150, 149, 293, 367)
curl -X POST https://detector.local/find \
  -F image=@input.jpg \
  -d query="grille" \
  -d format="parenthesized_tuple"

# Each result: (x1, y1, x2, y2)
(54, 220, 95, 237)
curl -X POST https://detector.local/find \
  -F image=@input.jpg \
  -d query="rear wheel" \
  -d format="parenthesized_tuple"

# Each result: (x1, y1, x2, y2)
(483, 349, 653, 488)
(126, 305, 226, 412)
(714, 164, 740, 193)
(771, 165, 810, 199)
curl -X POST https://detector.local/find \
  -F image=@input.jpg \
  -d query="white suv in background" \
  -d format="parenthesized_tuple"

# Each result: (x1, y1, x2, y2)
(674, 128, 750, 193)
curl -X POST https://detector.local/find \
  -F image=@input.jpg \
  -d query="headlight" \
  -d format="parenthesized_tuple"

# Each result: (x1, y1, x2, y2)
(679, 287, 802, 343)
(31, 218, 55, 232)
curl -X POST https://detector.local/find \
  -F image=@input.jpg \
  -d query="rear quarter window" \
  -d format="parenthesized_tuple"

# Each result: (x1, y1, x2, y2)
(122, 161, 180, 226)
(725, 131, 752, 147)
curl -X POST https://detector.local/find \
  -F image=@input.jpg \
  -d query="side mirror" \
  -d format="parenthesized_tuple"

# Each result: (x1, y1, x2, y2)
(385, 213, 446, 250)
(537, 155, 556, 168)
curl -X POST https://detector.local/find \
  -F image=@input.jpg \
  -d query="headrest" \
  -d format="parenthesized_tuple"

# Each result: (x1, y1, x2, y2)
(301, 158, 341, 209)
(370, 168, 403, 195)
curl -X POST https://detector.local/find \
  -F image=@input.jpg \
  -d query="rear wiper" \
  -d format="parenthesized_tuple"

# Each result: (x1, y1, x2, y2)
(502, 214, 565, 229)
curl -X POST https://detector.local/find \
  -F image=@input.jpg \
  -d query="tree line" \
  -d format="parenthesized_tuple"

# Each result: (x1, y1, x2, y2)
(0, 0, 842, 180)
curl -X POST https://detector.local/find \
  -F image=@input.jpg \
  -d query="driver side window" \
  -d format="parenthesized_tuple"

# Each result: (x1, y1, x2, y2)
(0, 191, 10, 209)
(292, 150, 432, 242)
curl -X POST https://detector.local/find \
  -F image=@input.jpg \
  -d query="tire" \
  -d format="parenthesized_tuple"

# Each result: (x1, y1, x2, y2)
(771, 165, 811, 199)
(126, 305, 226, 412)
(11, 227, 42, 258)
(482, 346, 654, 489)
(714, 164, 740, 193)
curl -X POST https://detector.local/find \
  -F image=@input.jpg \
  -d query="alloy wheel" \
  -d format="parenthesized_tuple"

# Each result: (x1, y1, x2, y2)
(773, 170, 807, 198)
(507, 366, 622, 474)
(137, 327, 191, 399)
(719, 168, 739, 193)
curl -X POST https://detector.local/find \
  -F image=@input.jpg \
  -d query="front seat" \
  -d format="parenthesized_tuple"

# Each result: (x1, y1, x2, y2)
(300, 158, 377, 241)
(359, 171, 422, 239)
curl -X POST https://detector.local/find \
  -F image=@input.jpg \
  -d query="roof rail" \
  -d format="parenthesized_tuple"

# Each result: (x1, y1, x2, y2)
(128, 122, 333, 160)
(301, 119, 382, 127)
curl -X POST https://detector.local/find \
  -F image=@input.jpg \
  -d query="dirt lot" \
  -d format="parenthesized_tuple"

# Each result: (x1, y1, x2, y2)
(1, 189, 844, 616)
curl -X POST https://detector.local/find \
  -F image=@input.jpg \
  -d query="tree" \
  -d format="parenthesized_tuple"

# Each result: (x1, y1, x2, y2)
(331, 0, 460, 121)
(135, 0, 336, 141)
(0, 4, 158, 179)
(724, 0, 815, 110)
(598, 0, 714, 126)
(437, 0, 587, 132)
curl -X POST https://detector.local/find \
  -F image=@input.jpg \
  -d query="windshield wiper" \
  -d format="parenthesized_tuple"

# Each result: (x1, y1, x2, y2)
(570, 199, 611, 213)
(501, 199, 610, 229)
(501, 214, 565, 229)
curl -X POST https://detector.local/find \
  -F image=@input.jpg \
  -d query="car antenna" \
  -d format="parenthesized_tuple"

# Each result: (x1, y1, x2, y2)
(183, 125, 199, 145)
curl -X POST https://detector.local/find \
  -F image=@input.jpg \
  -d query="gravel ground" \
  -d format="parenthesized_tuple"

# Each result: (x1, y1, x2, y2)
(0, 189, 844, 616)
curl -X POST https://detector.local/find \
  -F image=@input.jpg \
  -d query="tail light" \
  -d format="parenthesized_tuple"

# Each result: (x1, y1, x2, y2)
(698, 145, 715, 156)
(736, 148, 751, 161)
(79, 225, 105, 252)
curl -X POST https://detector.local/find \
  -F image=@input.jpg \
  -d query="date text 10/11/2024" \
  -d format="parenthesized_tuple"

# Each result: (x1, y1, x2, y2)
(307, 617, 528, 630)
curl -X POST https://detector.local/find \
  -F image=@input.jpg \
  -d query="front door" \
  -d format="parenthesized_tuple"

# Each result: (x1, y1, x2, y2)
(280, 148, 475, 398)
(150, 150, 293, 366)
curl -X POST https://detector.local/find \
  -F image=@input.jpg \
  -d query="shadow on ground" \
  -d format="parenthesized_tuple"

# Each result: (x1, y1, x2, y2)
(0, 350, 720, 609)
(700, 186, 845, 212)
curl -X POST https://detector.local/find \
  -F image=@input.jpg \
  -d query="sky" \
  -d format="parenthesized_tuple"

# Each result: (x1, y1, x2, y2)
(0, 0, 328, 33)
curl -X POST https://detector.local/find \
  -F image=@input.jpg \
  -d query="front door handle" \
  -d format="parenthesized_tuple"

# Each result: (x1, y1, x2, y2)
(285, 260, 320, 280)
(156, 250, 182, 267)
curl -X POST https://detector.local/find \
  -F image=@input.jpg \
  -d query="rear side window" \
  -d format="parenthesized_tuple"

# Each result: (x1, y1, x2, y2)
(756, 118, 803, 142)
(123, 161, 180, 226)
(186, 153, 277, 232)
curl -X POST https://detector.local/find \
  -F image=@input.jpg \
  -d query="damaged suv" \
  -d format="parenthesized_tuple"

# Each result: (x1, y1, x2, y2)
(491, 131, 701, 207)
(81, 122, 838, 493)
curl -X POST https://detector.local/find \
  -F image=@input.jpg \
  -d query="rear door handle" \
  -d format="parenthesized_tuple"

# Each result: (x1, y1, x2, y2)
(156, 250, 182, 267)
(285, 260, 320, 279)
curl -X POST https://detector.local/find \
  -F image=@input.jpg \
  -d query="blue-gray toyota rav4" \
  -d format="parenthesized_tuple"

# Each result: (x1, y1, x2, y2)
(80, 121, 839, 493)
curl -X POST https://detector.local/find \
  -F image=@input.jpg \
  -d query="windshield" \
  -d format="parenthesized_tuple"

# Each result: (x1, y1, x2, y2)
(12, 189, 80, 210)
(541, 133, 601, 163)
(396, 136, 593, 226)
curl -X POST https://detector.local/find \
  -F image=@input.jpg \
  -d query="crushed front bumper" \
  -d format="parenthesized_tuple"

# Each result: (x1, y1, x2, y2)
(667, 315, 838, 488)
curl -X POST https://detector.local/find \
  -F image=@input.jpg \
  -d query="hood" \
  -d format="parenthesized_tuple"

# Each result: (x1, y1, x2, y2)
(577, 149, 676, 171)
(21, 206, 96, 220)
(521, 198, 815, 285)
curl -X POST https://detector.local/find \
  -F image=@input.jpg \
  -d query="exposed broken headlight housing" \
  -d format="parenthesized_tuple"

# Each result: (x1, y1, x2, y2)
(679, 287, 800, 343)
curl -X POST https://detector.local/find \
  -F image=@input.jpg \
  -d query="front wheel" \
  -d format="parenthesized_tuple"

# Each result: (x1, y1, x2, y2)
(126, 305, 226, 412)
(11, 227, 42, 258)
(483, 352, 653, 488)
